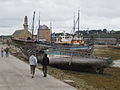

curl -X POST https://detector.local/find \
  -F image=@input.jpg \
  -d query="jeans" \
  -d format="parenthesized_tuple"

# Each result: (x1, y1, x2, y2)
(43, 65, 47, 77)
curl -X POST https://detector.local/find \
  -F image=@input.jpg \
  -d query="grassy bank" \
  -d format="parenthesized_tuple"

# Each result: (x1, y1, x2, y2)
(94, 45, 120, 60)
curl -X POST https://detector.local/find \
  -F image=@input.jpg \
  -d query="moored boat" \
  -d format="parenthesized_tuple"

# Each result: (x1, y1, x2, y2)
(108, 44, 120, 49)
(11, 11, 112, 74)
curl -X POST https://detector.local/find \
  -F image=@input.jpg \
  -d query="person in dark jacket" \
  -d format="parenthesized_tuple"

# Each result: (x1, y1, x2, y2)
(42, 53, 49, 77)
(5, 47, 9, 57)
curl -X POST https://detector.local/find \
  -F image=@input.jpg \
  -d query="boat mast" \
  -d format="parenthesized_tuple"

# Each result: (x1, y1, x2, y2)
(72, 10, 80, 38)
(37, 12, 40, 41)
(32, 11, 35, 39)
(77, 10, 80, 38)
(73, 12, 75, 34)
(50, 22, 52, 42)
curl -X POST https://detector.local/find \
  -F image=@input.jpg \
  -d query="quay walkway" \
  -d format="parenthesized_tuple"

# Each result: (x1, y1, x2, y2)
(0, 45, 77, 90)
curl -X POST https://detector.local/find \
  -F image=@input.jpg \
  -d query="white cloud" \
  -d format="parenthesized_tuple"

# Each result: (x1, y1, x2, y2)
(0, 0, 120, 35)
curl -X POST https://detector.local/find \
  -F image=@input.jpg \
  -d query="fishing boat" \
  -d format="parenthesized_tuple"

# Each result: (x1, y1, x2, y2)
(108, 44, 120, 49)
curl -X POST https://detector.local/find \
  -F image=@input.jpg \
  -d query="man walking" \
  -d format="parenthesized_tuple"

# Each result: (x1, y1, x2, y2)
(29, 53, 38, 78)
(5, 47, 9, 57)
(42, 53, 49, 77)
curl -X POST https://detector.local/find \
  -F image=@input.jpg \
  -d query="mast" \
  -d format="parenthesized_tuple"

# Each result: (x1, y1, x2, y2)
(37, 12, 40, 41)
(32, 11, 35, 39)
(50, 22, 52, 31)
(78, 10, 80, 38)
(50, 22, 52, 42)
(72, 10, 80, 37)
(73, 12, 75, 34)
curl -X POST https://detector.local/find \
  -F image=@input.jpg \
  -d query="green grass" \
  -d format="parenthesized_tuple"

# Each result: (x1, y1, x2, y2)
(94, 47, 120, 60)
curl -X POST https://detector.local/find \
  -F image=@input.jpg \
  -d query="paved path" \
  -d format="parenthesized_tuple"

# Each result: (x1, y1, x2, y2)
(0, 47, 77, 90)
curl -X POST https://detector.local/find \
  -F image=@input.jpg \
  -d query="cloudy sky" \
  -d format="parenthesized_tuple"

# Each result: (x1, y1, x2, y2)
(0, 0, 120, 35)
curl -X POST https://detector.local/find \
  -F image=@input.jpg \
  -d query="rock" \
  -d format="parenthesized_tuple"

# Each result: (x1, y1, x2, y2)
(64, 80, 74, 83)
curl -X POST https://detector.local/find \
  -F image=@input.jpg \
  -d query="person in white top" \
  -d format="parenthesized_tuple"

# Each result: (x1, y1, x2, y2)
(29, 53, 38, 78)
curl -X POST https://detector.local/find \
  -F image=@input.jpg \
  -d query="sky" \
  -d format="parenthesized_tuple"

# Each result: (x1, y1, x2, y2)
(0, 0, 120, 35)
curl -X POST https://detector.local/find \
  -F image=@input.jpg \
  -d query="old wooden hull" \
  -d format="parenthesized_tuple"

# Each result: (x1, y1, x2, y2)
(108, 45, 120, 49)
(48, 55, 112, 67)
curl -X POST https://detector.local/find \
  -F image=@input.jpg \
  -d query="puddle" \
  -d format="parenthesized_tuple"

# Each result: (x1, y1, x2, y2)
(112, 60, 120, 68)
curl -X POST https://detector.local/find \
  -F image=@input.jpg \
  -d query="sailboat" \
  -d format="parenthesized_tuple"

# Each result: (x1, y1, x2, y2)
(51, 10, 93, 54)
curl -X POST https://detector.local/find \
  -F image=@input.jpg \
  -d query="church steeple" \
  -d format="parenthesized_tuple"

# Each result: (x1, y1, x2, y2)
(23, 16, 28, 30)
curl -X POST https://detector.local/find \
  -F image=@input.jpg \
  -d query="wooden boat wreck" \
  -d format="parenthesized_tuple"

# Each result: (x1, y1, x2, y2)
(11, 37, 112, 73)
(49, 55, 111, 73)
(108, 45, 120, 49)
(45, 49, 112, 73)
